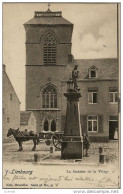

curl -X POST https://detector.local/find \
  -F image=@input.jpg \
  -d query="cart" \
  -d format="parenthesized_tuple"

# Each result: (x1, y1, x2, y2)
(39, 131, 64, 150)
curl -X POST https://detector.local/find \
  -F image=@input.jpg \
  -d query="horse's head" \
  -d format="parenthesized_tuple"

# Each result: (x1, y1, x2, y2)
(7, 128, 19, 137)
(7, 128, 13, 137)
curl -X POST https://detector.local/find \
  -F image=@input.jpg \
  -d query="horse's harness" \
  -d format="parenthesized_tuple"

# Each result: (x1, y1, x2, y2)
(10, 129, 28, 138)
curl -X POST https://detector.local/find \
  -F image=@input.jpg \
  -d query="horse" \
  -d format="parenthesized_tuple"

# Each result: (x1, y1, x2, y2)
(7, 128, 39, 151)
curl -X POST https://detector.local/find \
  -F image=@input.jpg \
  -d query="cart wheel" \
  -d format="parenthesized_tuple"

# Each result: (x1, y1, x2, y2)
(52, 134, 62, 150)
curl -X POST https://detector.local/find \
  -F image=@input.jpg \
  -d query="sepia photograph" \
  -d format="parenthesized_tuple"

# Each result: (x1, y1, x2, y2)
(2, 2, 120, 190)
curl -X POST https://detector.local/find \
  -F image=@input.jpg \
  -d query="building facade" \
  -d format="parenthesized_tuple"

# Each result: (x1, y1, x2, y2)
(20, 111, 37, 132)
(24, 9, 119, 142)
(3, 65, 20, 140)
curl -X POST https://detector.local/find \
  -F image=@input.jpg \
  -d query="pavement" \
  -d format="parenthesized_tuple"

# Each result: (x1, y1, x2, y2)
(3, 140, 119, 165)
(3, 141, 119, 189)
(32, 151, 100, 166)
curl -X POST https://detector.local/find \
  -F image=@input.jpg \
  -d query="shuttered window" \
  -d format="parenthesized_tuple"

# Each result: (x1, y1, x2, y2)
(88, 116, 98, 132)
(88, 92, 97, 104)
(88, 88, 98, 104)
(98, 115, 103, 133)
(109, 87, 118, 104)
(82, 115, 103, 133)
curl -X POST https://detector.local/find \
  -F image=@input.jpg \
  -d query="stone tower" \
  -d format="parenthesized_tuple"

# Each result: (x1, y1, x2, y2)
(24, 8, 73, 132)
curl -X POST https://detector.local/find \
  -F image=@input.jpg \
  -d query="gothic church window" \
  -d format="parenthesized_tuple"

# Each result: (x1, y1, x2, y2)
(44, 33, 56, 65)
(42, 85, 57, 108)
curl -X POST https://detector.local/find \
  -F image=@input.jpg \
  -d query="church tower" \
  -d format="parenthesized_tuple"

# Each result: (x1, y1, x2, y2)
(24, 7, 73, 132)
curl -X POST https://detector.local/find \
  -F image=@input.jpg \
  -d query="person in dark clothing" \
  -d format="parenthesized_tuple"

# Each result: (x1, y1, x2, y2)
(83, 133, 90, 157)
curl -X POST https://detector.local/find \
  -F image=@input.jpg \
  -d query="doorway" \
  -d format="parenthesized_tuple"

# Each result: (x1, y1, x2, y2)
(44, 119, 49, 131)
(109, 115, 118, 140)
(51, 119, 56, 132)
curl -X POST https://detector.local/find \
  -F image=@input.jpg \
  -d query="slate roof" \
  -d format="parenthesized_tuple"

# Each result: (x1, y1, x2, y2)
(20, 111, 32, 125)
(24, 10, 73, 26)
(62, 58, 118, 81)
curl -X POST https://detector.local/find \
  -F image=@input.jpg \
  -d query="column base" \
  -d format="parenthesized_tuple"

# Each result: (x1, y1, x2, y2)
(61, 141, 83, 159)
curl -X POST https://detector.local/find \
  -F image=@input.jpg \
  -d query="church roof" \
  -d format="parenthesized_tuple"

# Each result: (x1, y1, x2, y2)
(62, 58, 118, 81)
(20, 111, 32, 125)
(24, 9, 73, 26)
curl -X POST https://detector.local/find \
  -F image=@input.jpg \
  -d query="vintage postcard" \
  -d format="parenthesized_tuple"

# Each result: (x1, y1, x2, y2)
(2, 2, 120, 190)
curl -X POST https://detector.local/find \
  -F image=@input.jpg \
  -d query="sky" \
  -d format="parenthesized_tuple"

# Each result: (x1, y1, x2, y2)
(3, 3, 118, 110)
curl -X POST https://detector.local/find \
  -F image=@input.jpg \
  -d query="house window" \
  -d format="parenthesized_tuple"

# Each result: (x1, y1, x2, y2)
(7, 117, 10, 123)
(90, 70, 96, 78)
(42, 85, 57, 108)
(109, 87, 118, 104)
(89, 66, 97, 78)
(10, 93, 12, 100)
(88, 116, 98, 132)
(44, 33, 56, 65)
(88, 88, 98, 104)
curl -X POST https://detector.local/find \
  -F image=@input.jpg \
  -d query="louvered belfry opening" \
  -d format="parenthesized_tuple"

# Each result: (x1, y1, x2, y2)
(44, 33, 56, 65)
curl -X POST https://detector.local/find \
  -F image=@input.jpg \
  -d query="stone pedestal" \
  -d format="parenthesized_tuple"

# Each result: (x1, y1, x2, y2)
(61, 140, 83, 159)
(61, 92, 83, 159)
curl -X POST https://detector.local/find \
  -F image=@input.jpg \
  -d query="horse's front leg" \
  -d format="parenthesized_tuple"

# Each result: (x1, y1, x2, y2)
(32, 140, 36, 151)
(18, 141, 23, 151)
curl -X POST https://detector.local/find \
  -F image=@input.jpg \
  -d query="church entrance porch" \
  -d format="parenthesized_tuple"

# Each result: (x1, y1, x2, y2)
(39, 110, 61, 133)
(44, 118, 56, 132)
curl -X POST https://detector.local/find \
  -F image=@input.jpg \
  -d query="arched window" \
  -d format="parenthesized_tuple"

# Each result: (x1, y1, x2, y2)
(42, 85, 57, 108)
(51, 120, 56, 132)
(44, 119, 49, 131)
(44, 33, 56, 65)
